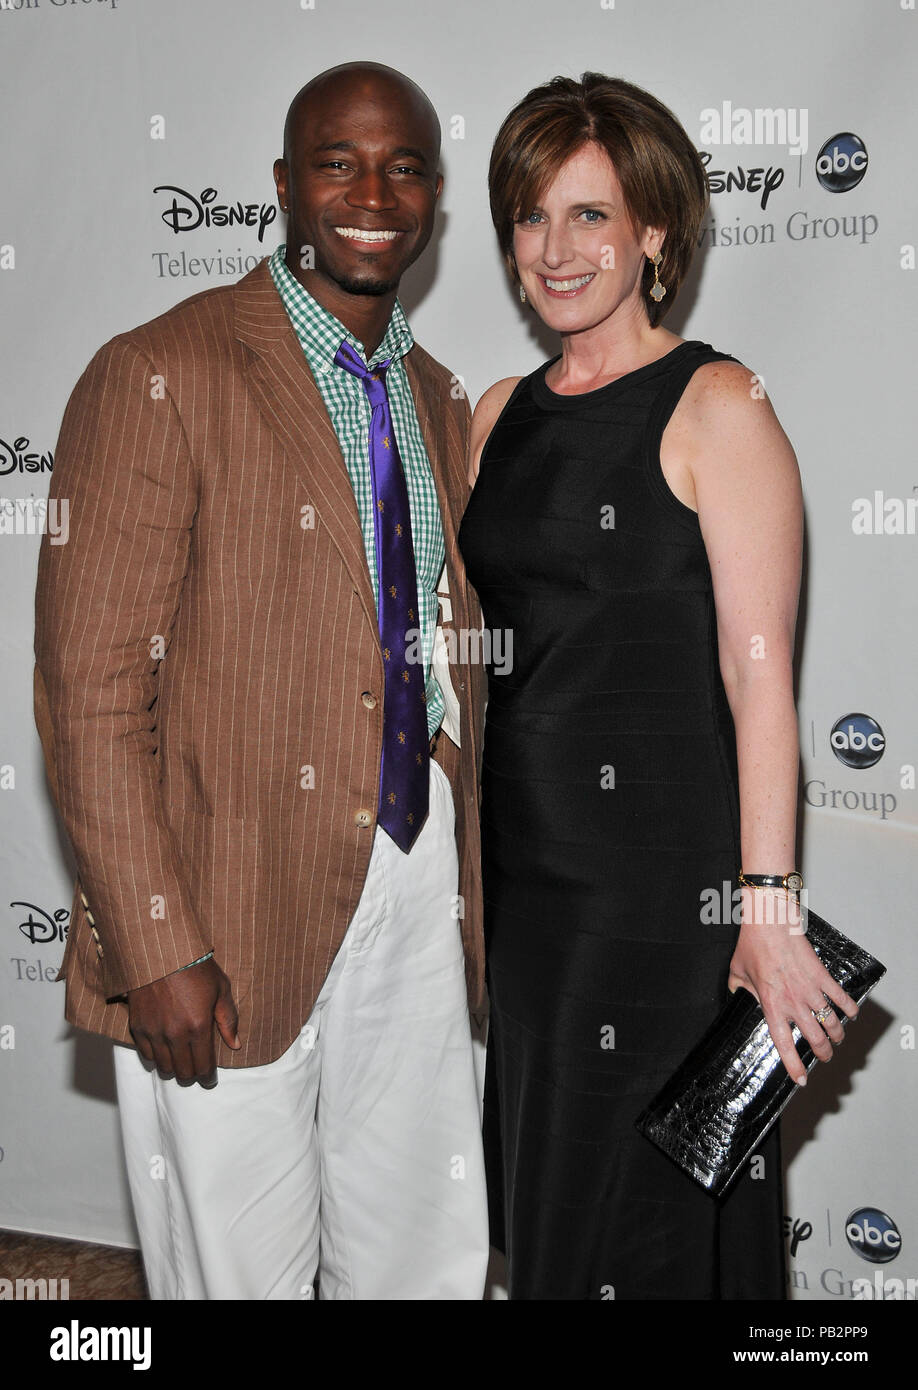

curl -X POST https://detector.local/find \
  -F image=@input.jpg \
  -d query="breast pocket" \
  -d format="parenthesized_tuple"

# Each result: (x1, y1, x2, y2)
(169, 810, 259, 1005)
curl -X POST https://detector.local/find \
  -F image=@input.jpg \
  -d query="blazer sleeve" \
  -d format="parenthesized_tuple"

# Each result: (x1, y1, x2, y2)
(33, 335, 212, 996)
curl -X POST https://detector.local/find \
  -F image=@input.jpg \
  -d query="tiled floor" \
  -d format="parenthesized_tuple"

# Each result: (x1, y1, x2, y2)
(0, 1227, 147, 1300)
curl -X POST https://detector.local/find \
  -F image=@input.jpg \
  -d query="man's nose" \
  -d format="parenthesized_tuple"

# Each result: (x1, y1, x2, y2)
(347, 167, 399, 210)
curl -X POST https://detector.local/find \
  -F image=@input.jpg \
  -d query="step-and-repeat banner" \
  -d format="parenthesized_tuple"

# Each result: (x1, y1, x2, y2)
(1, 0, 915, 1301)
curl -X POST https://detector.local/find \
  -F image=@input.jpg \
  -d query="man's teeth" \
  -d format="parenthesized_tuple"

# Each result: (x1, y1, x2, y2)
(335, 227, 400, 241)
(544, 273, 595, 290)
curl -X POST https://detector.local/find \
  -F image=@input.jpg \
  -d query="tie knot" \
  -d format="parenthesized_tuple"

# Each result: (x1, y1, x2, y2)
(334, 339, 392, 404)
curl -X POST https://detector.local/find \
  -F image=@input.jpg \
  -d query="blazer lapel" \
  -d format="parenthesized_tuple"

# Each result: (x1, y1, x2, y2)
(235, 261, 468, 652)
(235, 261, 378, 633)
(404, 350, 459, 575)
(404, 348, 472, 711)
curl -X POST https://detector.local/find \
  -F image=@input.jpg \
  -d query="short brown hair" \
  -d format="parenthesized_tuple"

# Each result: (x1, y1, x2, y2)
(488, 73, 709, 327)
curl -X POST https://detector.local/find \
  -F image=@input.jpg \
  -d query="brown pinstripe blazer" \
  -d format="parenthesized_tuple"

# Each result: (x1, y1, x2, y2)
(33, 258, 486, 1068)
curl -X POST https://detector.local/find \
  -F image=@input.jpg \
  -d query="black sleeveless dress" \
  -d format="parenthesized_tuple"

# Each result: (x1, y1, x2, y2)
(457, 341, 787, 1301)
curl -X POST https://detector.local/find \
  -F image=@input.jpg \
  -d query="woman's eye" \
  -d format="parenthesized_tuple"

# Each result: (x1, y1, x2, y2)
(520, 212, 543, 225)
(581, 209, 605, 223)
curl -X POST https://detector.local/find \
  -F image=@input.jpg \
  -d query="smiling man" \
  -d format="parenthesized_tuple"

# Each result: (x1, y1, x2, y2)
(33, 62, 489, 1300)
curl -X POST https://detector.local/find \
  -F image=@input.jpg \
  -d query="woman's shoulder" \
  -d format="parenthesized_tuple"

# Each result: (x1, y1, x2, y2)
(680, 344, 772, 413)
(468, 375, 527, 482)
(473, 373, 528, 417)
(670, 346, 790, 464)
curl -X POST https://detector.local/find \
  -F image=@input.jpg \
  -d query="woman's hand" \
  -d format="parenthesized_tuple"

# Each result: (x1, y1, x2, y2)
(727, 888, 860, 1085)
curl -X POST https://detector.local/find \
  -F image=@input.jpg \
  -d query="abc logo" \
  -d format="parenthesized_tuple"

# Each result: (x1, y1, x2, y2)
(830, 713, 885, 769)
(846, 1208, 901, 1264)
(816, 132, 868, 192)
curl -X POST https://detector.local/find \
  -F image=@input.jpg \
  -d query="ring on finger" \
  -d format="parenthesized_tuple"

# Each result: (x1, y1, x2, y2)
(812, 999, 835, 1024)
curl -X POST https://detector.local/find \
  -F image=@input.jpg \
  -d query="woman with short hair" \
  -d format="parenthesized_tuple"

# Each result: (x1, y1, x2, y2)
(458, 72, 857, 1300)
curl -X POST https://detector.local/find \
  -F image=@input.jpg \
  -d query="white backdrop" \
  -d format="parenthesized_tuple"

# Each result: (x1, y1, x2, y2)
(1, 0, 915, 1301)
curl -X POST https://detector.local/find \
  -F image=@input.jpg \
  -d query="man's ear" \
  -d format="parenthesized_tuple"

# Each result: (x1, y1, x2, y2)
(273, 158, 288, 208)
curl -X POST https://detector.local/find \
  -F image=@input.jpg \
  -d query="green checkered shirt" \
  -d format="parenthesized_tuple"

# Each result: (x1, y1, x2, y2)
(268, 244, 445, 739)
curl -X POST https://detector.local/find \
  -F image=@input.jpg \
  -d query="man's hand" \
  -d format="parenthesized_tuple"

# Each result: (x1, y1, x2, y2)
(127, 957, 241, 1087)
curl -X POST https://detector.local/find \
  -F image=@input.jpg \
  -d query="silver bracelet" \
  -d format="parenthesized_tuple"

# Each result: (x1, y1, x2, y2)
(176, 951, 214, 972)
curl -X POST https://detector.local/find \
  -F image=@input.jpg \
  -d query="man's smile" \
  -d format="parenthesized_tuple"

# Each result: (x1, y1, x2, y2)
(334, 226, 404, 247)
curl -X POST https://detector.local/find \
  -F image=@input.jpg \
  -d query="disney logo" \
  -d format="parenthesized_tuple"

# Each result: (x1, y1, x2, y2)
(783, 1215, 813, 1256)
(11, 901, 70, 946)
(153, 185, 277, 243)
(0, 437, 53, 476)
(698, 151, 784, 211)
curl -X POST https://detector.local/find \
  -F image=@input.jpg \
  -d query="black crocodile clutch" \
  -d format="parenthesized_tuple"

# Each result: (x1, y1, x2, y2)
(634, 908, 886, 1198)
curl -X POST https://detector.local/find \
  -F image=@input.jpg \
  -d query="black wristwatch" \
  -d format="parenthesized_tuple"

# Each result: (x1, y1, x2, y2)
(738, 871, 804, 894)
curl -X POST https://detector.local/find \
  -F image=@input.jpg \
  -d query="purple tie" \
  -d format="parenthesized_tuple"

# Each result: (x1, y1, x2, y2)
(334, 338, 430, 852)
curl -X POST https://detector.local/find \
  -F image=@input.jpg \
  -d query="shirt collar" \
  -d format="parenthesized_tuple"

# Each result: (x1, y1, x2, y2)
(268, 243, 414, 377)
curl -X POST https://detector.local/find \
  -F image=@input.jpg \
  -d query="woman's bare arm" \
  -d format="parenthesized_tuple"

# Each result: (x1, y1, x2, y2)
(681, 361, 859, 1083)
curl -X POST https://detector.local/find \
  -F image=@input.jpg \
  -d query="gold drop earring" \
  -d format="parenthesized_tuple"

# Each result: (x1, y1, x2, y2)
(648, 251, 666, 303)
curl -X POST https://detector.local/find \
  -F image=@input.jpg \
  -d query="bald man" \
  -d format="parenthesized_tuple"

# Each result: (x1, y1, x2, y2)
(34, 62, 489, 1299)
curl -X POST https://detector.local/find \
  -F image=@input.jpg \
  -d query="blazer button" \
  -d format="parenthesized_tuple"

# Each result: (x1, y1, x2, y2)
(355, 809, 373, 828)
(361, 691, 378, 710)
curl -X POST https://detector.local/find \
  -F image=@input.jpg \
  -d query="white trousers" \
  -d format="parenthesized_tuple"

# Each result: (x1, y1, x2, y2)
(113, 759, 488, 1300)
